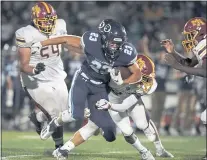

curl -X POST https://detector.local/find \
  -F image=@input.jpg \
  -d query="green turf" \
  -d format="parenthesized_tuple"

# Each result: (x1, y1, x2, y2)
(2, 131, 206, 160)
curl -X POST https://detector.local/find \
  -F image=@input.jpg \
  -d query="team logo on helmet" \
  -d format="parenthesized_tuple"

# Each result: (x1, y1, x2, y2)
(99, 21, 105, 29)
(32, 5, 41, 17)
(191, 18, 205, 27)
(137, 58, 147, 71)
(104, 24, 111, 32)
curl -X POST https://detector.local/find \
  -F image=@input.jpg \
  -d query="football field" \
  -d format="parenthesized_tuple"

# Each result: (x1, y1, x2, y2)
(2, 131, 206, 160)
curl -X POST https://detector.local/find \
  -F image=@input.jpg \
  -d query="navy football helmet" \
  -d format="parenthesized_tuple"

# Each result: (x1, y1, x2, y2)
(98, 19, 127, 61)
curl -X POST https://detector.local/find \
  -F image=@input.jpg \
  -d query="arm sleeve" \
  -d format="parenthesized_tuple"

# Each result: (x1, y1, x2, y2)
(110, 94, 138, 112)
(15, 28, 32, 48)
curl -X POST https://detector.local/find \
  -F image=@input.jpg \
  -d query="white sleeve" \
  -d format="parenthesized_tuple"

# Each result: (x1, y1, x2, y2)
(15, 28, 31, 48)
(110, 94, 138, 112)
(57, 19, 67, 35)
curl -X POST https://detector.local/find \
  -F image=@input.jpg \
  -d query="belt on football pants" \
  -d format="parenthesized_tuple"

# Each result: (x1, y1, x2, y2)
(80, 71, 103, 85)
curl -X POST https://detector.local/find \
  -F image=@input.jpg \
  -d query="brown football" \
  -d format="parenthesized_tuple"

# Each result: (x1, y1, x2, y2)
(116, 67, 132, 80)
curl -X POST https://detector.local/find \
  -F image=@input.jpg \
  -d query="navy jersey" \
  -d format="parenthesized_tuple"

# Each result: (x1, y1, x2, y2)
(80, 31, 137, 83)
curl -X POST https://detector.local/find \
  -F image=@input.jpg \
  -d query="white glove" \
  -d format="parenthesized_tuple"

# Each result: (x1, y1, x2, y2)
(95, 99, 111, 110)
(31, 42, 42, 54)
(84, 108, 91, 119)
(109, 68, 123, 85)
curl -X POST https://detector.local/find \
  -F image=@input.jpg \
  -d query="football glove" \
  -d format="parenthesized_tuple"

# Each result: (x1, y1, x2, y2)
(33, 63, 45, 74)
(95, 99, 111, 111)
(84, 108, 91, 119)
(184, 75, 194, 84)
(31, 42, 42, 54)
(109, 68, 123, 85)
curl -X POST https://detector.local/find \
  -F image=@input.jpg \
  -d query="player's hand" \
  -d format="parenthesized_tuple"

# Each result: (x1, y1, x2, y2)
(95, 99, 111, 111)
(33, 62, 45, 74)
(31, 42, 42, 54)
(164, 54, 180, 68)
(160, 39, 175, 54)
(184, 75, 194, 84)
(109, 68, 123, 85)
(84, 108, 91, 119)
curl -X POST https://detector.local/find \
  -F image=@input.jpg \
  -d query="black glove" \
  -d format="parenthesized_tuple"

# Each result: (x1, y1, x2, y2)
(34, 63, 45, 74)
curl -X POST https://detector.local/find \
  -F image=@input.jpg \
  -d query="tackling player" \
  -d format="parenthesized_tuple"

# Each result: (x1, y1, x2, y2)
(16, 2, 69, 149)
(31, 19, 142, 146)
(161, 17, 206, 160)
(96, 55, 174, 159)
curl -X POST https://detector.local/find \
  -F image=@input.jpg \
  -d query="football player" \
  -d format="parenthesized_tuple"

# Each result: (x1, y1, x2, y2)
(96, 55, 174, 159)
(16, 2, 69, 149)
(161, 17, 206, 160)
(31, 19, 142, 146)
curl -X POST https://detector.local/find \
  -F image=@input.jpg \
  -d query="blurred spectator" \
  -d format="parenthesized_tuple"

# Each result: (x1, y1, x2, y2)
(169, 72, 197, 136)
(141, 35, 171, 130)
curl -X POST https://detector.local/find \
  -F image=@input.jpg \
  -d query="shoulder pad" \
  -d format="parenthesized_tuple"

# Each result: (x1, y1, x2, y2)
(81, 31, 101, 52)
(121, 42, 138, 65)
(54, 19, 67, 35)
(15, 25, 36, 48)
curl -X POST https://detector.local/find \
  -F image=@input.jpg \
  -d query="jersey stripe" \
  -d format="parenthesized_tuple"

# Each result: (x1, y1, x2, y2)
(16, 38, 26, 43)
(198, 45, 206, 55)
(41, 2, 51, 13)
(200, 49, 206, 59)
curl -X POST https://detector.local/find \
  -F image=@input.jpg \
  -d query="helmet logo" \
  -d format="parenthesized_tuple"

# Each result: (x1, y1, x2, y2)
(191, 19, 205, 27)
(32, 5, 41, 17)
(137, 58, 146, 71)
(104, 24, 111, 32)
(99, 21, 105, 29)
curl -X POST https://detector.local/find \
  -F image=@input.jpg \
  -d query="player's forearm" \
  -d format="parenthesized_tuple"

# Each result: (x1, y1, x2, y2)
(110, 95, 138, 112)
(41, 35, 81, 48)
(175, 65, 206, 77)
(123, 70, 142, 84)
(172, 50, 198, 67)
(20, 64, 35, 75)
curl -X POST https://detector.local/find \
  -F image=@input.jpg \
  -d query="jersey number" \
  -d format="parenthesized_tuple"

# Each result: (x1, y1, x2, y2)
(91, 60, 111, 74)
(124, 45, 133, 56)
(40, 45, 60, 58)
(89, 33, 98, 42)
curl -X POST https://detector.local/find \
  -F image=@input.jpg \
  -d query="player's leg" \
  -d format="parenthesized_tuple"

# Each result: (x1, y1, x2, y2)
(40, 70, 89, 140)
(108, 109, 155, 160)
(128, 98, 174, 158)
(51, 80, 69, 149)
(53, 119, 99, 159)
(88, 85, 116, 142)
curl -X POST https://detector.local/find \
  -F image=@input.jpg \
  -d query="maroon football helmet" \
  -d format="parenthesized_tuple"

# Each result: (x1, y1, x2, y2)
(31, 2, 57, 35)
(136, 55, 155, 93)
(182, 17, 206, 52)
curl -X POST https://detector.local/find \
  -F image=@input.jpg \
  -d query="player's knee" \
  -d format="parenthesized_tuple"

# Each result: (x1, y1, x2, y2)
(79, 120, 99, 140)
(124, 133, 137, 144)
(121, 127, 134, 137)
(135, 119, 149, 130)
(201, 109, 206, 124)
(61, 110, 75, 123)
(102, 128, 116, 142)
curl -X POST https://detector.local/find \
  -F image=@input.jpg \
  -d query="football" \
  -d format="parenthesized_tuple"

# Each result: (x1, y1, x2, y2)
(116, 67, 132, 80)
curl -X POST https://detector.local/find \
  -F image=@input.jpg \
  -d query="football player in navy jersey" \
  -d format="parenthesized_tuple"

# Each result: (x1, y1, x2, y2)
(32, 19, 142, 158)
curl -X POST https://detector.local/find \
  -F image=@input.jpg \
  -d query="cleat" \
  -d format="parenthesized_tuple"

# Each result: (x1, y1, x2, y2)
(40, 117, 58, 140)
(140, 150, 155, 160)
(53, 148, 69, 160)
(28, 111, 41, 135)
(156, 149, 174, 158)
